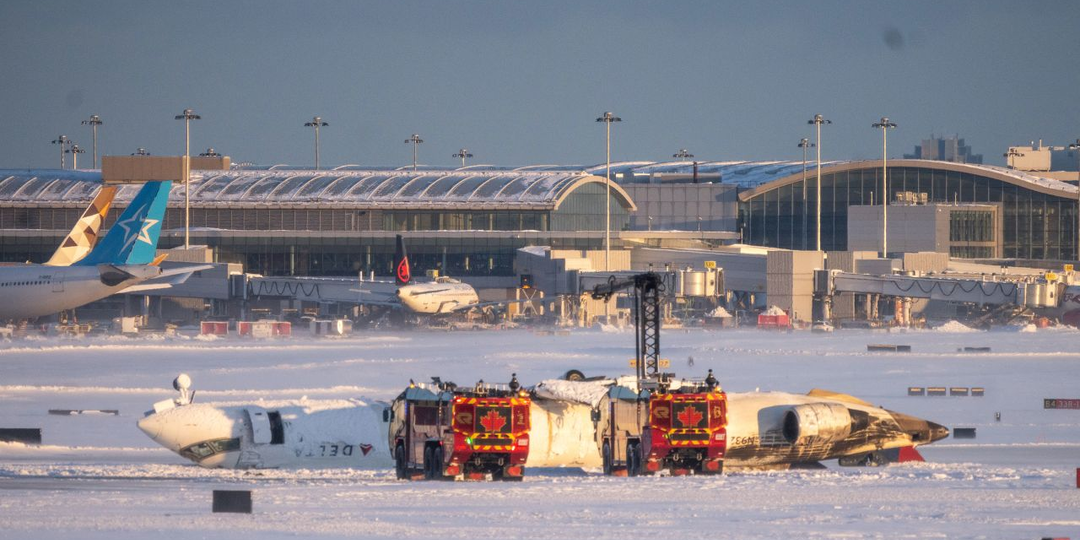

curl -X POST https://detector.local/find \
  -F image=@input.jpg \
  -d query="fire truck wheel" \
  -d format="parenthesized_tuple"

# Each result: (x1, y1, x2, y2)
(626, 441, 641, 477)
(432, 446, 445, 479)
(602, 441, 613, 475)
(423, 446, 435, 480)
(394, 443, 407, 480)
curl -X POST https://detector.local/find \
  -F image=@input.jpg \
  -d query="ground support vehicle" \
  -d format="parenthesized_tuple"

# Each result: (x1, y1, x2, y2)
(595, 377, 727, 476)
(387, 376, 531, 481)
(591, 272, 728, 475)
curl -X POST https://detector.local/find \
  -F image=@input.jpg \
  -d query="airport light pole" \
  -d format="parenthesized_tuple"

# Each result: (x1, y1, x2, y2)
(405, 134, 423, 170)
(1069, 139, 1080, 261)
(596, 111, 621, 274)
(199, 148, 221, 157)
(808, 114, 831, 251)
(52, 135, 70, 169)
(175, 108, 201, 249)
(81, 115, 102, 169)
(799, 138, 815, 250)
(453, 148, 473, 167)
(872, 117, 897, 258)
(305, 116, 329, 170)
(132, 148, 151, 156)
(673, 149, 693, 159)
(66, 143, 86, 169)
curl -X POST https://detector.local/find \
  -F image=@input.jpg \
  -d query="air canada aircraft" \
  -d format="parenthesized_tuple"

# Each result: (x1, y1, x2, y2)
(137, 373, 948, 471)
(354, 235, 533, 317)
(0, 181, 211, 321)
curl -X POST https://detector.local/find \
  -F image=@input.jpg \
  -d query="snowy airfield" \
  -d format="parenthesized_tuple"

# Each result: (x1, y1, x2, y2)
(1, 326, 1079, 539)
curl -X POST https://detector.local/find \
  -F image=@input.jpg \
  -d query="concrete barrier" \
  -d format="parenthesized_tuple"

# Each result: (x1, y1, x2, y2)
(0, 428, 42, 444)
(950, 387, 969, 396)
(867, 344, 911, 352)
(908, 387, 925, 396)
(212, 490, 252, 513)
(953, 428, 976, 439)
(927, 387, 947, 396)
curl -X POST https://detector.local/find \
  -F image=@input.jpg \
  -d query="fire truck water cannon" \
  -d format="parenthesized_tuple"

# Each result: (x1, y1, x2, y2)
(388, 374, 531, 481)
(591, 273, 729, 476)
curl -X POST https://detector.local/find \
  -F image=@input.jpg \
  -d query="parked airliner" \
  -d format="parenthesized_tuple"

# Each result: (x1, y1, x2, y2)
(0, 181, 209, 320)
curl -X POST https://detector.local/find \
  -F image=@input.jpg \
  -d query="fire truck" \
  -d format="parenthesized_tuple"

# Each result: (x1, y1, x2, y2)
(591, 273, 728, 476)
(387, 375, 531, 481)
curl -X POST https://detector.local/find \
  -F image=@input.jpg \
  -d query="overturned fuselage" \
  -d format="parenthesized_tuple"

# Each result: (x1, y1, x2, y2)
(138, 378, 946, 471)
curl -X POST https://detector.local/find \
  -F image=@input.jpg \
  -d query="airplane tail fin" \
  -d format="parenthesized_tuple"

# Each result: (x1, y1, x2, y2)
(394, 234, 412, 286)
(75, 181, 172, 267)
(45, 185, 118, 266)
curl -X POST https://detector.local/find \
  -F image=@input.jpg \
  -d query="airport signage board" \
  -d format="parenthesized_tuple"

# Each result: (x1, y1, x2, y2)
(1043, 398, 1080, 409)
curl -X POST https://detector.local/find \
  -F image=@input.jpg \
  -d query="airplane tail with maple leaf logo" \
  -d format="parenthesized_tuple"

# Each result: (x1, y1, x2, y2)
(394, 234, 412, 286)
(76, 180, 172, 267)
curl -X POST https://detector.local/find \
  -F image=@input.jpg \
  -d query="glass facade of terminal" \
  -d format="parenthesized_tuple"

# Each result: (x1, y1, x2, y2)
(0, 179, 631, 277)
(738, 166, 1078, 260)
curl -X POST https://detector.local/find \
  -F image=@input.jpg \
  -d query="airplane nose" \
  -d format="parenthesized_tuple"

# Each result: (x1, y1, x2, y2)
(928, 421, 950, 442)
(136, 413, 166, 444)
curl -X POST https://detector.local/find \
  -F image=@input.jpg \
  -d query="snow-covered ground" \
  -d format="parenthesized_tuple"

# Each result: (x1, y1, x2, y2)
(1, 326, 1079, 539)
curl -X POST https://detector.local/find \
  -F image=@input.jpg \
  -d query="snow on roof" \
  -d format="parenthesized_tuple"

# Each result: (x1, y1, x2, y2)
(580, 159, 1080, 194)
(1, 159, 1075, 206)
(0, 169, 600, 209)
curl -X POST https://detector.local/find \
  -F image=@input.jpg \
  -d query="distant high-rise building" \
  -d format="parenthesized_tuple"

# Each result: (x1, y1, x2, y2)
(904, 135, 983, 164)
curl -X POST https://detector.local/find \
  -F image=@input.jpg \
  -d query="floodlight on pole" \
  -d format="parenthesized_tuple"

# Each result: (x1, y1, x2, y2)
(304, 116, 329, 170)
(673, 149, 694, 159)
(453, 148, 473, 167)
(1068, 139, 1080, 261)
(798, 138, 815, 250)
(81, 115, 102, 168)
(405, 134, 424, 170)
(65, 143, 86, 170)
(199, 148, 221, 157)
(596, 111, 621, 275)
(132, 148, 151, 156)
(174, 108, 201, 249)
(52, 135, 70, 169)
(808, 114, 831, 251)
(872, 117, 897, 258)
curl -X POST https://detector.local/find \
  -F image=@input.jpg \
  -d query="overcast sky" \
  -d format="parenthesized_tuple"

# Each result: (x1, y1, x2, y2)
(2, 1, 1078, 170)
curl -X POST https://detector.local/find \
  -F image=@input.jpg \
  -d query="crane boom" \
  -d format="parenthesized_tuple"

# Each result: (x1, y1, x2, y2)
(591, 272, 664, 381)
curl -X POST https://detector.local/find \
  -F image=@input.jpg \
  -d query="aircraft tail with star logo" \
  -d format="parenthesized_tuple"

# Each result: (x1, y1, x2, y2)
(75, 180, 172, 267)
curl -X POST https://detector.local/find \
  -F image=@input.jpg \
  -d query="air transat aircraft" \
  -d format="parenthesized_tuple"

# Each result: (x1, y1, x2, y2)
(0, 181, 209, 320)
(137, 374, 948, 471)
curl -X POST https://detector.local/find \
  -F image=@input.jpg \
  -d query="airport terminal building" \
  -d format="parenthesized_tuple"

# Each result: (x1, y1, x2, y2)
(594, 159, 1080, 262)
(0, 158, 1076, 281)
(0, 166, 665, 278)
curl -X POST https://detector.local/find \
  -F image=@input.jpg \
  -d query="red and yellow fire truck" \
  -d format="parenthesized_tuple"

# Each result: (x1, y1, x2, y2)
(596, 372, 727, 475)
(591, 273, 728, 475)
(387, 375, 531, 481)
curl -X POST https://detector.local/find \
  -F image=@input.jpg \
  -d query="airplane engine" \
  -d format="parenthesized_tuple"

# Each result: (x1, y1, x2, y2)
(782, 403, 861, 446)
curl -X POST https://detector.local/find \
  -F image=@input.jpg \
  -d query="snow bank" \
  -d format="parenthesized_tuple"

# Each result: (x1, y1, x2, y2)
(706, 306, 732, 318)
(762, 305, 786, 316)
(934, 320, 979, 333)
(534, 379, 611, 408)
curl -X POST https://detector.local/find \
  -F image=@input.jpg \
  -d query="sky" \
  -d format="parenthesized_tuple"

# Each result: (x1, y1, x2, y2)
(1, 1, 1079, 170)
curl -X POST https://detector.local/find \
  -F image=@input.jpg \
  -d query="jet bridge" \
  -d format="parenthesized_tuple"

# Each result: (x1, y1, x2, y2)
(815, 270, 1061, 308)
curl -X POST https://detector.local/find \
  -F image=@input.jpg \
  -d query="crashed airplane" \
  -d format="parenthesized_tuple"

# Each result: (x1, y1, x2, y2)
(137, 373, 948, 472)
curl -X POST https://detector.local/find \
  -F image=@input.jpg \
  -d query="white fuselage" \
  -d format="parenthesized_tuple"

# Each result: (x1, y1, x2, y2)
(0, 264, 160, 320)
(138, 389, 944, 470)
(396, 278, 479, 315)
